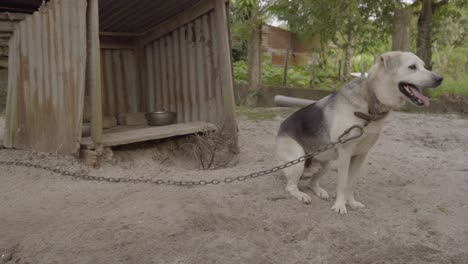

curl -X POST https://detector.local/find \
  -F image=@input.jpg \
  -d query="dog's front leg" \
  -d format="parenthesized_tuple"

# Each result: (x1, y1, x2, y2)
(346, 154, 367, 209)
(331, 150, 351, 214)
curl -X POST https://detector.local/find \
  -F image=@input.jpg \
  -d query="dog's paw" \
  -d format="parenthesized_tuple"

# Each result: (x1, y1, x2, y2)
(348, 200, 365, 209)
(331, 201, 347, 214)
(311, 186, 329, 200)
(295, 192, 312, 204)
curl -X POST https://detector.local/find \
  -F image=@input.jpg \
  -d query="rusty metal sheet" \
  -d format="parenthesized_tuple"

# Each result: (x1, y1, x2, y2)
(99, 49, 139, 117)
(98, 0, 200, 33)
(141, 11, 224, 124)
(4, 0, 87, 154)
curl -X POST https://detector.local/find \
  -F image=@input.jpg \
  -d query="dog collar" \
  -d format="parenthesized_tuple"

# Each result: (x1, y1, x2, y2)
(354, 111, 389, 124)
(354, 81, 390, 124)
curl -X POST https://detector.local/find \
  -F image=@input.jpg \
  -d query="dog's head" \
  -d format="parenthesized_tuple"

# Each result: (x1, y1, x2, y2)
(368, 51, 443, 108)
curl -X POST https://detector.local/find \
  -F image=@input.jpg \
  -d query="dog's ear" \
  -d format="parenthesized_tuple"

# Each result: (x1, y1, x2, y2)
(380, 53, 401, 73)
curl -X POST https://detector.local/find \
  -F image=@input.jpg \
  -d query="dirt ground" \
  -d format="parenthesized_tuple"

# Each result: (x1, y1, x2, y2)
(0, 109, 468, 264)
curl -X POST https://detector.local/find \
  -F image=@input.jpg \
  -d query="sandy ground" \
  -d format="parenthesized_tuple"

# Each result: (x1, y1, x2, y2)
(0, 110, 468, 264)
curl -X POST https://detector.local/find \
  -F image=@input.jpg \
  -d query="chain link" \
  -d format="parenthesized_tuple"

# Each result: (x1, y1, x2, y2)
(0, 125, 364, 186)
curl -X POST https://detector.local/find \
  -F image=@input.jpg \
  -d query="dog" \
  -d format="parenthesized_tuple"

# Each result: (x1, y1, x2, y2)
(276, 51, 443, 214)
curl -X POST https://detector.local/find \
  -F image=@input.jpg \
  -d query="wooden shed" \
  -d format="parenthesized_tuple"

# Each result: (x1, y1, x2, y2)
(1, 0, 237, 155)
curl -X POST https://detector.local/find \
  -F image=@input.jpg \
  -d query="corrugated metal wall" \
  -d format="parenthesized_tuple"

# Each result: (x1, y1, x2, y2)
(4, 0, 87, 154)
(100, 49, 139, 116)
(143, 11, 223, 124)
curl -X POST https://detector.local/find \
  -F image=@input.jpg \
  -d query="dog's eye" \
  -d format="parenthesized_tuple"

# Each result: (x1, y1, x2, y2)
(408, 64, 417, 70)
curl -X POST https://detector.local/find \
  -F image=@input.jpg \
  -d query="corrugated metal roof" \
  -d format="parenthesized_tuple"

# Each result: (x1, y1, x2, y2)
(0, 0, 201, 34)
(99, 0, 201, 33)
(0, 0, 45, 13)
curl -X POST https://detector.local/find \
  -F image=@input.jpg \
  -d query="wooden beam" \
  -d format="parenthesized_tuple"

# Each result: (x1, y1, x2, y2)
(0, 58, 7, 68)
(86, 0, 103, 149)
(212, 0, 238, 150)
(140, 0, 214, 45)
(0, 46, 7, 57)
(100, 35, 136, 49)
(0, 12, 29, 21)
(213, 0, 235, 118)
(0, 21, 16, 32)
(0, 37, 9, 46)
(99, 31, 142, 37)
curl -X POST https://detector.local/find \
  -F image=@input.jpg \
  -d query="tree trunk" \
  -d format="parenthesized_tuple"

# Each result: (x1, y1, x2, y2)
(310, 59, 316, 88)
(392, 7, 412, 51)
(246, 23, 261, 106)
(343, 32, 354, 80)
(282, 41, 291, 86)
(417, 0, 433, 69)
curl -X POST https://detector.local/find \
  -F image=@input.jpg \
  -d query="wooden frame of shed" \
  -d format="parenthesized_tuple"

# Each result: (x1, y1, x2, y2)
(3, 0, 237, 155)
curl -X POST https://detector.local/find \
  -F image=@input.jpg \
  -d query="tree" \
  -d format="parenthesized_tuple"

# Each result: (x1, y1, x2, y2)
(232, 0, 275, 106)
(416, 0, 448, 69)
(392, 7, 412, 51)
(271, 0, 395, 79)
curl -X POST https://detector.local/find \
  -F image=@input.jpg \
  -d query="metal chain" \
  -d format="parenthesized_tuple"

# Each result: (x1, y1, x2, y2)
(0, 125, 364, 186)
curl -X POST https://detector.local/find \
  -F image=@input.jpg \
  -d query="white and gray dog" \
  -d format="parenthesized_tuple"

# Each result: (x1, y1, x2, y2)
(276, 51, 443, 214)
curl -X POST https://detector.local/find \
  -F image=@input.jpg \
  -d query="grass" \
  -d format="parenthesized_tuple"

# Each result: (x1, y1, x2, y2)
(236, 106, 295, 121)
(429, 78, 468, 98)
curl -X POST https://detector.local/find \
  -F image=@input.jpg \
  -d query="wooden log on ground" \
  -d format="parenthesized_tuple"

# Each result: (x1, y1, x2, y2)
(274, 95, 316, 107)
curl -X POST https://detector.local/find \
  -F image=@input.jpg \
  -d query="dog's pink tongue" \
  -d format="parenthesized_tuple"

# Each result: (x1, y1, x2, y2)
(409, 86, 430, 106)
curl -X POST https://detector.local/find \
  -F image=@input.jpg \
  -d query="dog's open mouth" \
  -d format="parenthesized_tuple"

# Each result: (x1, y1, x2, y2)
(398, 82, 430, 106)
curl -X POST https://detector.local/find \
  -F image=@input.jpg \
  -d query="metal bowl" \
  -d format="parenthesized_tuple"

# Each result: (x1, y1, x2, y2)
(145, 111, 177, 126)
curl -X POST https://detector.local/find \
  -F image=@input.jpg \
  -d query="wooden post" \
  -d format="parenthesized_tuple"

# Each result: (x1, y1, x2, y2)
(282, 41, 291, 86)
(213, 0, 238, 151)
(338, 59, 342, 81)
(86, 0, 103, 151)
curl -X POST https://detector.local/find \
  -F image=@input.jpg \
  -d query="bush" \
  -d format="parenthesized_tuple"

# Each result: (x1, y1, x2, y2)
(233, 57, 342, 90)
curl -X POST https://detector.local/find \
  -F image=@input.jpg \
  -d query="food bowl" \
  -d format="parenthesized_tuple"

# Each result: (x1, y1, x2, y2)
(145, 111, 177, 126)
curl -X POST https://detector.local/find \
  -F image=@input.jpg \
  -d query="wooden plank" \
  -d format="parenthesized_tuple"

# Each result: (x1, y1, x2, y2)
(0, 38, 10, 46)
(0, 12, 29, 21)
(0, 58, 7, 68)
(141, 0, 215, 45)
(0, 21, 16, 32)
(0, 46, 8, 57)
(80, 122, 217, 148)
(87, 0, 103, 148)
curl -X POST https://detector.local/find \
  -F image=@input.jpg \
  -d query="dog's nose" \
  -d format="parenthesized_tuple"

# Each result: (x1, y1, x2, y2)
(434, 75, 443, 85)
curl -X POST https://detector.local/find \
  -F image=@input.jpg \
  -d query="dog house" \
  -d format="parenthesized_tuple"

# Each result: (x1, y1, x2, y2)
(2, 0, 237, 154)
